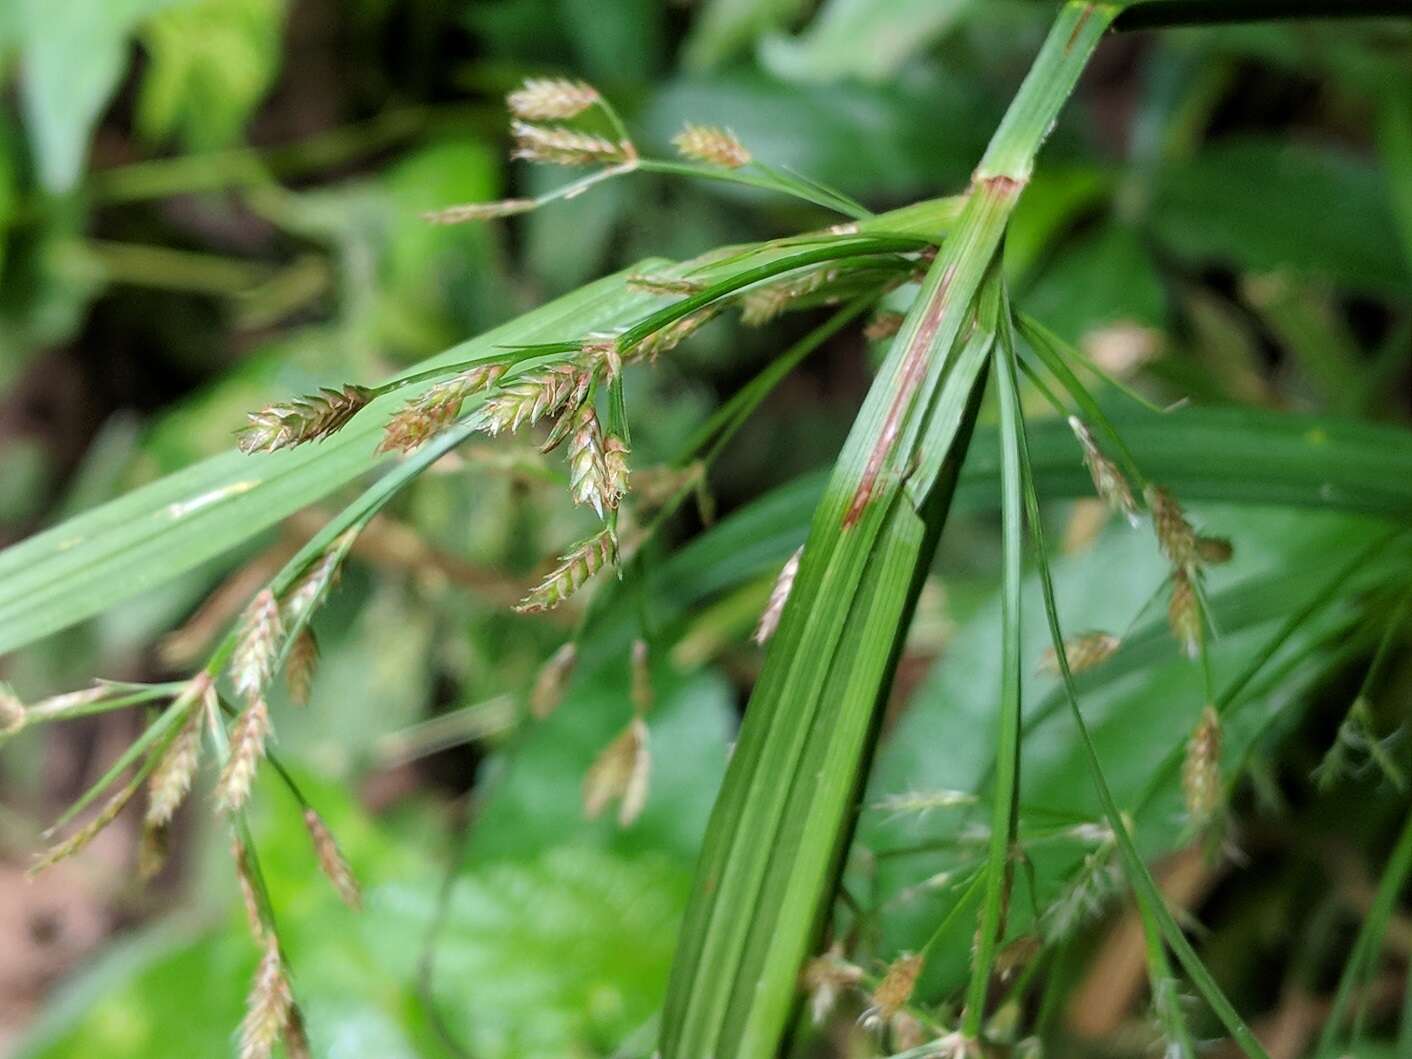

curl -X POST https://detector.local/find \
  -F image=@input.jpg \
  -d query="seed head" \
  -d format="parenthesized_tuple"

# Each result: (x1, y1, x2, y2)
(507, 77, 600, 120)
(871, 788, 977, 817)
(138, 821, 169, 881)
(630, 639, 653, 715)
(30, 772, 145, 876)
(1168, 570, 1202, 660)
(0, 683, 25, 738)
(567, 404, 612, 517)
(516, 530, 617, 613)
(864, 310, 905, 342)
(282, 535, 352, 624)
(629, 307, 719, 362)
(1183, 705, 1223, 824)
(583, 716, 650, 826)
(511, 120, 630, 166)
(216, 698, 273, 814)
(802, 944, 864, 1025)
(530, 643, 578, 719)
(379, 363, 507, 454)
(285, 628, 318, 706)
(627, 273, 707, 296)
(1069, 417, 1139, 526)
(1196, 535, 1234, 565)
(146, 679, 211, 827)
(672, 122, 751, 168)
(232, 590, 284, 701)
(1039, 631, 1120, 676)
(740, 269, 836, 327)
(754, 546, 803, 645)
(423, 198, 537, 225)
(232, 839, 268, 943)
(304, 808, 361, 910)
(1146, 484, 1198, 570)
(482, 364, 586, 436)
(861, 952, 924, 1029)
(239, 937, 292, 1059)
(602, 435, 630, 509)
(237, 384, 373, 455)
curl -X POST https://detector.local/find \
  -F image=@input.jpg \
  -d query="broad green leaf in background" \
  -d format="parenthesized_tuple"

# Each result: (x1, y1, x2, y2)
(1022, 219, 1167, 340)
(759, 0, 974, 84)
(679, 0, 807, 73)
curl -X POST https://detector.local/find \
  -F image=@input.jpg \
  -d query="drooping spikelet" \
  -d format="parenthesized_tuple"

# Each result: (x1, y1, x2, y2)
(21, 683, 118, 725)
(583, 716, 650, 826)
(482, 364, 587, 436)
(1069, 417, 1140, 526)
(802, 944, 864, 1025)
(237, 385, 373, 454)
(627, 273, 707, 296)
(239, 937, 292, 1059)
(530, 642, 578, 719)
(672, 122, 751, 168)
(629, 307, 720, 362)
(864, 310, 905, 342)
(303, 808, 361, 910)
(30, 772, 145, 875)
(506, 77, 600, 120)
(754, 545, 803, 645)
(567, 404, 612, 517)
(379, 363, 507, 454)
(515, 530, 617, 612)
(1146, 484, 1198, 570)
(282, 537, 351, 624)
(145, 676, 212, 827)
(602, 434, 630, 509)
(423, 198, 537, 224)
(740, 269, 837, 327)
(1196, 535, 1234, 565)
(283, 1006, 313, 1059)
(0, 682, 25, 737)
(138, 821, 169, 881)
(232, 838, 268, 943)
(1183, 705, 1222, 825)
(284, 628, 318, 706)
(1039, 631, 1121, 676)
(510, 120, 631, 166)
(216, 698, 273, 814)
(1168, 570, 1202, 660)
(630, 639, 653, 715)
(860, 952, 925, 1029)
(232, 590, 283, 700)
(871, 788, 977, 817)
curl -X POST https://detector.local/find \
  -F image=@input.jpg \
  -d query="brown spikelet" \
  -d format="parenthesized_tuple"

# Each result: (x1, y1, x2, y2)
(1168, 570, 1202, 660)
(138, 821, 169, 881)
(30, 772, 145, 875)
(754, 546, 803, 645)
(672, 122, 751, 168)
(1069, 417, 1140, 526)
(510, 120, 631, 166)
(740, 269, 837, 327)
(379, 363, 507, 454)
(1039, 631, 1120, 676)
(507, 77, 600, 120)
(1146, 484, 1198, 570)
(232, 839, 268, 943)
(423, 198, 537, 224)
(482, 363, 585, 436)
(530, 643, 578, 719)
(237, 384, 373, 454)
(862, 952, 924, 1029)
(864, 310, 905, 342)
(1196, 535, 1234, 565)
(146, 682, 209, 827)
(630, 639, 653, 715)
(629, 307, 719, 362)
(284, 629, 319, 706)
(284, 1006, 313, 1059)
(216, 698, 273, 814)
(0, 682, 25, 738)
(583, 716, 650, 826)
(304, 808, 361, 910)
(21, 683, 114, 725)
(602, 435, 630, 509)
(282, 538, 350, 625)
(232, 590, 283, 700)
(802, 944, 864, 1025)
(567, 404, 611, 517)
(239, 937, 292, 1059)
(1183, 705, 1223, 824)
(627, 273, 707, 296)
(515, 530, 617, 613)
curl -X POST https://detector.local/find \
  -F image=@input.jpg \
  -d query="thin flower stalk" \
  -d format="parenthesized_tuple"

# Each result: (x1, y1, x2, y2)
(304, 808, 361, 910)
(216, 698, 273, 814)
(672, 123, 751, 169)
(507, 77, 600, 120)
(515, 530, 617, 612)
(754, 546, 803, 645)
(236, 385, 373, 454)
